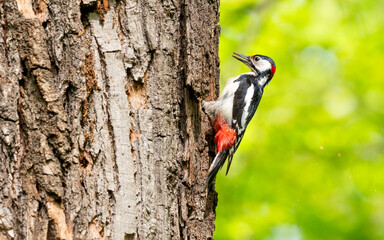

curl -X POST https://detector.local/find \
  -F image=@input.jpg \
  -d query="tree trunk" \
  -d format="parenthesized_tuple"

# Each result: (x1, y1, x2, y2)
(0, 0, 220, 239)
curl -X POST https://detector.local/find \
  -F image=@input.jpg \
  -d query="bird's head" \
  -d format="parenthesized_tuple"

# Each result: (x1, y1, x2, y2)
(233, 52, 276, 85)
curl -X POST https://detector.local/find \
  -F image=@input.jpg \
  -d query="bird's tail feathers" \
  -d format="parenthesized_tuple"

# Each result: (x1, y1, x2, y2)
(225, 153, 234, 175)
(205, 150, 229, 188)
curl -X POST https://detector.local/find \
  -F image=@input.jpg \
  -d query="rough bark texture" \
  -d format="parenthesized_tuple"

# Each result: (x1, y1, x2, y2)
(0, 0, 220, 239)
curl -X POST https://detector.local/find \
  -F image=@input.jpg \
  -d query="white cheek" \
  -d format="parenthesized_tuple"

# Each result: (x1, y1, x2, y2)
(255, 60, 271, 72)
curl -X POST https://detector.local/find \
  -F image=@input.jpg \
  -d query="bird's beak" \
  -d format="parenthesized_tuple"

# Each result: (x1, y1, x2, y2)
(232, 52, 252, 69)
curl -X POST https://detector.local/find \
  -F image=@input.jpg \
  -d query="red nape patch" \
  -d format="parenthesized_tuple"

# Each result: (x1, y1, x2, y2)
(213, 116, 236, 153)
(270, 63, 276, 77)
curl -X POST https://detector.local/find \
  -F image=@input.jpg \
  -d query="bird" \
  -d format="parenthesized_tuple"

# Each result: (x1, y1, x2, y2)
(203, 52, 276, 188)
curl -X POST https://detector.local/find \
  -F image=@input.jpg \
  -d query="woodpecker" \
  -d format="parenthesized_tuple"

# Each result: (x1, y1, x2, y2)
(203, 52, 276, 188)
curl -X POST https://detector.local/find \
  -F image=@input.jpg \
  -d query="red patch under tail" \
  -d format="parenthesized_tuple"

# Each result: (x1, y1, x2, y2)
(213, 116, 236, 153)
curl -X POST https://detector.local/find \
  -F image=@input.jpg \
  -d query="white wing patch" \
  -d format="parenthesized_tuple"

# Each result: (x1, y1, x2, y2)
(240, 85, 255, 132)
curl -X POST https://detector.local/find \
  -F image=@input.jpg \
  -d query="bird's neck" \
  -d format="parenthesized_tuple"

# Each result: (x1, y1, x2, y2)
(257, 75, 270, 87)
(248, 71, 270, 88)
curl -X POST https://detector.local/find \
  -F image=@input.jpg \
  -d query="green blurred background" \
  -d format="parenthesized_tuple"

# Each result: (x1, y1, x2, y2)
(214, 0, 384, 239)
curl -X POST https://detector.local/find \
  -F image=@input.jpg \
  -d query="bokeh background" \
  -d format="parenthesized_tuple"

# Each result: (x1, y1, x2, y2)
(214, 0, 384, 239)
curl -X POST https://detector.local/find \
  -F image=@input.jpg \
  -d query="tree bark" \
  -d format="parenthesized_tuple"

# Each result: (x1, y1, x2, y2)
(0, 0, 220, 239)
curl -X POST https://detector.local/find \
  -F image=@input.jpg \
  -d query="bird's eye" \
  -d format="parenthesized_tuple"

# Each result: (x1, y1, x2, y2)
(254, 56, 261, 61)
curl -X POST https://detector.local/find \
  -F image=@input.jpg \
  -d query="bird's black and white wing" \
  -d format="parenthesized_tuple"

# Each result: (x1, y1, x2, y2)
(226, 75, 263, 174)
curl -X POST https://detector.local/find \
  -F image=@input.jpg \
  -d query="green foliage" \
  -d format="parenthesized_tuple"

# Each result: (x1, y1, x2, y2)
(215, 0, 384, 239)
